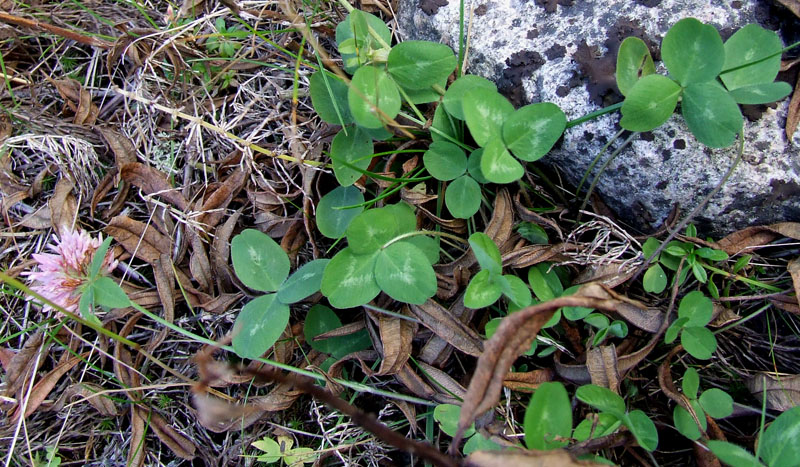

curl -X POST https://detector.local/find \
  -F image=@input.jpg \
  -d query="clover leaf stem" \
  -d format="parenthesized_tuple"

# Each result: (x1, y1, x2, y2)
(633, 130, 745, 281)
(381, 230, 469, 250)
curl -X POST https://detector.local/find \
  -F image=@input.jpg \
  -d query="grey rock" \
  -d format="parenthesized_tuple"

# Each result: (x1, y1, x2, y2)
(396, 0, 800, 237)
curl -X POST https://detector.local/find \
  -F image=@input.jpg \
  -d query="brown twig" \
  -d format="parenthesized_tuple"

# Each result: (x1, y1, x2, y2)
(243, 366, 460, 467)
(0, 12, 114, 49)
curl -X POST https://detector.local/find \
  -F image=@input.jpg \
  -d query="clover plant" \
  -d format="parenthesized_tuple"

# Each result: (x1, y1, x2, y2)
(463, 232, 531, 309)
(433, 403, 503, 455)
(320, 202, 439, 309)
(230, 229, 329, 359)
(576, 384, 659, 452)
(618, 19, 791, 147)
(664, 290, 717, 360)
(708, 406, 800, 467)
(673, 367, 734, 440)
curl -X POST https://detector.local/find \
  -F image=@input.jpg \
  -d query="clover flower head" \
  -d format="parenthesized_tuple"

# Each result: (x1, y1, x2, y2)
(26, 229, 118, 316)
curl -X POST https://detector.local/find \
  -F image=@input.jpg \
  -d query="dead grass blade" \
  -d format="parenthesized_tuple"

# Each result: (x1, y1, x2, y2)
(452, 288, 622, 448)
(150, 410, 197, 460)
(121, 163, 188, 211)
(106, 215, 172, 264)
(746, 373, 800, 411)
(410, 299, 484, 357)
(464, 448, 607, 466)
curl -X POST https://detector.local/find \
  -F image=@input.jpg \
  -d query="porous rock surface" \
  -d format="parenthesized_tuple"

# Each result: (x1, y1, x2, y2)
(396, 0, 800, 237)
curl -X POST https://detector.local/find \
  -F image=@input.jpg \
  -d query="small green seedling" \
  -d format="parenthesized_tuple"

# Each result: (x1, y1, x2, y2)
(463, 232, 531, 309)
(665, 291, 717, 360)
(230, 229, 329, 359)
(252, 435, 315, 466)
(708, 406, 800, 467)
(524, 382, 572, 450)
(575, 384, 659, 452)
(433, 403, 503, 455)
(206, 18, 243, 58)
(673, 367, 733, 440)
(320, 202, 439, 308)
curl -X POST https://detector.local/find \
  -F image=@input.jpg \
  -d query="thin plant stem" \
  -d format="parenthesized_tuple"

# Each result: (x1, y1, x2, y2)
(633, 130, 746, 280)
(578, 130, 639, 214)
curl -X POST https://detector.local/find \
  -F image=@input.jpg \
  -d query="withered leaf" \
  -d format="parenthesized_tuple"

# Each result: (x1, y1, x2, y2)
(51, 383, 118, 416)
(14, 352, 87, 420)
(187, 230, 212, 292)
(465, 449, 607, 467)
(193, 393, 267, 433)
(746, 373, 800, 411)
(417, 361, 467, 401)
(503, 369, 553, 393)
(49, 177, 78, 235)
(418, 205, 467, 233)
(128, 406, 148, 467)
(454, 291, 621, 447)
(776, 0, 800, 18)
(787, 76, 800, 140)
(503, 243, 576, 269)
(788, 257, 800, 307)
(52, 78, 98, 125)
(121, 163, 188, 211)
(714, 222, 800, 255)
(105, 215, 172, 264)
(210, 209, 241, 293)
(410, 299, 484, 357)
(4, 331, 47, 398)
(586, 345, 621, 393)
(374, 307, 416, 376)
(150, 411, 197, 460)
(197, 166, 248, 230)
(149, 255, 175, 351)
(419, 296, 475, 366)
(515, 191, 563, 240)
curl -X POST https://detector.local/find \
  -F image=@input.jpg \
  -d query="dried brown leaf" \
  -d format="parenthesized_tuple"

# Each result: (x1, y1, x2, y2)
(193, 393, 266, 432)
(401, 182, 438, 205)
(120, 163, 188, 211)
(454, 292, 622, 447)
(188, 231, 212, 291)
(746, 373, 800, 411)
(586, 345, 621, 393)
(48, 177, 77, 235)
(503, 369, 553, 393)
(788, 257, 800, 306)
(95, 127, 137, 219)
(150, 411, 197, 460)
(417, 361, 467, 401)
(4, 331, 46, 399)
(128, 406, 148, 467)
(419, 296, 475, 366)
(0, 347, 15, 371)
(395, 363, 437, 401)
(374, 307, 416, 376)
(105, 215, 172, 264)
(149, 255, 175, 351)
(776, 0, 800, 18)
(198, 167, 248, 229)
(515, 191, 563, 240)
(787, 76, 800, 140)
(465, 448, 607, 467)
(410, 299, 484, 357)
(210, 209, 241, 292)
(52, 79, 98, 125)
(417, 205, 467, 233)
(714, 222, 800, 255)
(503, 243, 576, 269)
(13, 352, 86, 420)
(51, 383, 118, 416)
